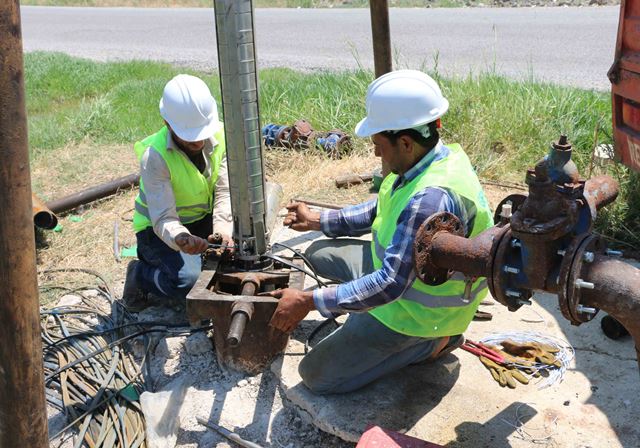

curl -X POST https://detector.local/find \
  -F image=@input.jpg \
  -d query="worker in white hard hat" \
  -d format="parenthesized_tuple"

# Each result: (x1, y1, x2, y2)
(122, 74, 233, 311)
(268, 70, 493, 394)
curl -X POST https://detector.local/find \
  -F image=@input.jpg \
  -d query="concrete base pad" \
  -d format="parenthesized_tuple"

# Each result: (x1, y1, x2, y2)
(272, 293, 640, 446)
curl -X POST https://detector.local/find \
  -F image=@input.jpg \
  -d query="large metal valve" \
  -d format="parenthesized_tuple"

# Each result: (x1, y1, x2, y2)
(414, 135, 640, 371)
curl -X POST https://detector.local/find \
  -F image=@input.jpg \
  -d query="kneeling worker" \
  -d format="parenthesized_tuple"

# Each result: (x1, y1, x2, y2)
(123, 74, 233, 311)
(269, 70, 493, 394)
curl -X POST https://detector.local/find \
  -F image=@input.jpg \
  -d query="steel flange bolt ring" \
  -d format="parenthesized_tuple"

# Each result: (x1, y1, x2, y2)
(563, 234, 606, 324)
(413, 212, 464, 285)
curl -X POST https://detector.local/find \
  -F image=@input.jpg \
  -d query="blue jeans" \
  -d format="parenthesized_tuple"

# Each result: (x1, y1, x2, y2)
(298, 238, 448, 394)
(134, 216, 211, 301)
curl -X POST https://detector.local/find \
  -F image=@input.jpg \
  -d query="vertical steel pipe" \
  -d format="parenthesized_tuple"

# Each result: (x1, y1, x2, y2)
(368, 0, 392, 79)
(0, 1, 49, 445)
(214, 0, 268, 259)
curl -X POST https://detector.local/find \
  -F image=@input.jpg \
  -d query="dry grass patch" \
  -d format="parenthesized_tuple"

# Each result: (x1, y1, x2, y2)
(32, 143, 379, 297)
(32, 140, 520, 300)
(31, 141, 138, 201)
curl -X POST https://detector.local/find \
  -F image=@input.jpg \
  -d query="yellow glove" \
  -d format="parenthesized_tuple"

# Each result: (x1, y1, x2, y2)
(500, 340, 562, 368)
(479, 356, 530, 389)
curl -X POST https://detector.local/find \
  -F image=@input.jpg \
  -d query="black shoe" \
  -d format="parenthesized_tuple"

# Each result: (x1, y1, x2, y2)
(122, 260, 149, 312)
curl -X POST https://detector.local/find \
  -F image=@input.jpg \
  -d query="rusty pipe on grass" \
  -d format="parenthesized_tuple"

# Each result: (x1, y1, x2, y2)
(32, 193, 58, 229)
(0, 1, 49, 445)
(46, 173, 139, 214)
(580, 256, 640, 370)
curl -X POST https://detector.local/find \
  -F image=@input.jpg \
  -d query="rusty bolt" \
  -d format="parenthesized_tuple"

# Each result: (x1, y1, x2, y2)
(503, 266, 520, 274)
(583, 252, 594, 263)
(575, 279, 595, 289)
(576, 304, 597, 314)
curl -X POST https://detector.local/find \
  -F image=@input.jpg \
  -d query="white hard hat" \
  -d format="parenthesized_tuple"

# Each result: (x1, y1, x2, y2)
(355, 70, 449, 138)
(159, 74, 221, 142)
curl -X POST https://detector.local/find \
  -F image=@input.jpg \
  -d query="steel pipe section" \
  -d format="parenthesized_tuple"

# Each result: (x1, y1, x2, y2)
(215, 0, 268, 260)
(429, 226, 500, 279)
(46, 173, 139, 214)
(0, 1, 49, 445)
(581, 256, 640, 371)
(32, 193, 58, 229)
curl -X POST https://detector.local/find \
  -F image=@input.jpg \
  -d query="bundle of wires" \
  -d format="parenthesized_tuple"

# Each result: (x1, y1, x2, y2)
(41, 268, 216, 447)
(41, 268, 151, 448)
(480, 331, 575, 389)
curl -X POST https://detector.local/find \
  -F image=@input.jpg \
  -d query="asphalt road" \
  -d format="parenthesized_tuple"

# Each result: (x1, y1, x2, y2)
(20, 6, 618, 90)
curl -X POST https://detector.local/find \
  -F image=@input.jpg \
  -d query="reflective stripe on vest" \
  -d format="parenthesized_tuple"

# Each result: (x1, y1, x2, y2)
(132, 126, 226, 232)
(368, 143, 494, 338)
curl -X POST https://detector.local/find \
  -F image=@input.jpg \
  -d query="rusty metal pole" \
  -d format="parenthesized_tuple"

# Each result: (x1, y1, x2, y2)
(0, 2, 49, 446)
(369, 0, 393, 178)
(369, 0, 392, 79)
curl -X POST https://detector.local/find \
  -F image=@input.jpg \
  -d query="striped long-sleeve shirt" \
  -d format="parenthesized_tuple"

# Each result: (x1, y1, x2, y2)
(312, 142, 478, 318)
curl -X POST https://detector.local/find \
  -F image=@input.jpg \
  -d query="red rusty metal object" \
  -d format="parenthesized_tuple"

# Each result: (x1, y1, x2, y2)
(580, 255, 640, 370)
(413, 212, 464, 285)
(609, 0, 640, 171)
(583, 175, 620, 212)
(32, 193, 58, 229)
(186, 256, 305, 374)
(428, 226, 502, 280)
(46, 173, 140, 214)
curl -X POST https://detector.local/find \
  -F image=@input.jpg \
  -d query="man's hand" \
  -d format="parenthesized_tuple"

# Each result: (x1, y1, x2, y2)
(207, 232, 235, 255)
(283, 202, 321, 232)
(175, 232, 208, 255)
(268, 288, 316, 333)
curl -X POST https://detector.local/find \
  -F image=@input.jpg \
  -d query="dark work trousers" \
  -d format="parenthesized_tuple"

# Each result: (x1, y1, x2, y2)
(135, 215, 212, 301)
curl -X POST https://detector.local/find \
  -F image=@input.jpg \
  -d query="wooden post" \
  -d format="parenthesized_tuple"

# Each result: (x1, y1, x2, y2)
(369, 0, 392, 177)
(0, 1, 49, 446)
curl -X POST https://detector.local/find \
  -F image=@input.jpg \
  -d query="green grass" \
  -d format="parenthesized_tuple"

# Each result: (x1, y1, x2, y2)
(24, 51, 639, 247)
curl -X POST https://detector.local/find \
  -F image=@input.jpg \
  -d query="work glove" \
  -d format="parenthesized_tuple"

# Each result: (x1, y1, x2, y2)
(479, 356, 530, 389)
(500, 340, 562, 368)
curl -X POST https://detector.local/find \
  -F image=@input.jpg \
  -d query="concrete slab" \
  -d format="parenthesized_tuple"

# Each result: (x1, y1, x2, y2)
(270, 224, 640, 447)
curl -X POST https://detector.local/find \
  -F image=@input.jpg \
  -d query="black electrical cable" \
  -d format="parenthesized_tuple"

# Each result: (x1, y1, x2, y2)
(44, 324, 213, 383)
(43, 320, 192, 352)
(304, 318, 341, 354)
(261, 253, 328, 287)
(272, 242, 320, 277)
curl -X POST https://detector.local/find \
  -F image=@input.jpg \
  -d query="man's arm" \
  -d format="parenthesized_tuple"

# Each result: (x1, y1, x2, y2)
(212, 156, 233, 237)
(313, 187, 467, 317)
(141, 148, 208, 253)
(284, 199, 377, 237)
(320, 199, 377, 237)
(141, 148, 191, 251)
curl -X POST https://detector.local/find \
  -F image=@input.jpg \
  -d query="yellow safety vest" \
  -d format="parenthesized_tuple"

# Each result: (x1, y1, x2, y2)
(132, 125, 226, 233)
(369, 143, 493, 337)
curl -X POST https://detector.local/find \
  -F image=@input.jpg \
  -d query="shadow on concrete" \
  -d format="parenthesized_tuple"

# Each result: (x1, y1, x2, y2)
(277, 352, 461, 442)
(446, 402, 536, 448)
(524, 291, 640, 446)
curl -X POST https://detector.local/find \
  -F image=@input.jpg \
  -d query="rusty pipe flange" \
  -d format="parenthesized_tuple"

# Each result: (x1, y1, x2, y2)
(414, 212, 464, 285)
(556, 233, 591, 323)
(561, 234, 607, 325)
(485, 224, 512, 303)
(489, 227, 533, 310)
